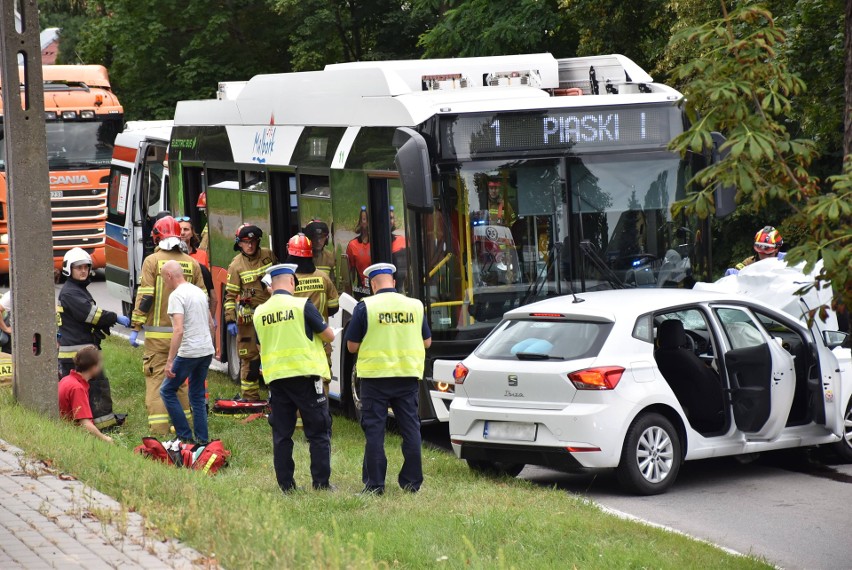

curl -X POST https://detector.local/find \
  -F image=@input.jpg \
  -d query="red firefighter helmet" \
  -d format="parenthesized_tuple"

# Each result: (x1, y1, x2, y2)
(287, 233, 313, 258)
(152, 216, 181, 244)
(753, 226, 782, 255)
(196, 192, 207, 209)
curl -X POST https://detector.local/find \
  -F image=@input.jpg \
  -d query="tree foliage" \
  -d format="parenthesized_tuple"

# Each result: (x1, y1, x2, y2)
(669, 3, 851, 316)
(415, 0, 576, 58)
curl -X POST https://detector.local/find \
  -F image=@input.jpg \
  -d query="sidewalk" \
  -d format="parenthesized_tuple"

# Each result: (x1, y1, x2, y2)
(0, 439, 211, 569)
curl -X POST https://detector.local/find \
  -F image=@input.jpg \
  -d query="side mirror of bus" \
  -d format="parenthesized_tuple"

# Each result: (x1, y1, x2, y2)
(711, 132, 736, 219)
(393, 127, 434, 213)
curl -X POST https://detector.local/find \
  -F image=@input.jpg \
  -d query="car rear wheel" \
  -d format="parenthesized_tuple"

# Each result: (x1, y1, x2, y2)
(831, 397, 852, 463)
(465, 459, 525, 478)
(617, 413, 682, 495)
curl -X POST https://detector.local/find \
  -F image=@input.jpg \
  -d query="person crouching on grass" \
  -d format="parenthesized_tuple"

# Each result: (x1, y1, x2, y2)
(58, 346, 113, 443)
(159, 260, 215, 444)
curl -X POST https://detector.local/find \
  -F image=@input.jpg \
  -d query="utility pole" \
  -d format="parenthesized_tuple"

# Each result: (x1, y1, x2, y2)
(0, 0, 59, 416)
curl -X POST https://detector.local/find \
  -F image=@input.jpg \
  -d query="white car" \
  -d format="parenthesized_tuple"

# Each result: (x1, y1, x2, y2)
(445, 289, 852, 495)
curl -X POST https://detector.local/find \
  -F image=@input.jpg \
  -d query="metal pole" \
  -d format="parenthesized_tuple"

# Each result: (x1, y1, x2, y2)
(0, 0, 59, 416)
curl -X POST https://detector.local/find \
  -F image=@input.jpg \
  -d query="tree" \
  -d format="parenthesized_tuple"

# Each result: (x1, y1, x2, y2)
(72, 0, 291, 119)
(415, 0, 577, 59)
(274, 0, 433, 71)
(560, 0, 674, 76)
(669, 3, 851, 319)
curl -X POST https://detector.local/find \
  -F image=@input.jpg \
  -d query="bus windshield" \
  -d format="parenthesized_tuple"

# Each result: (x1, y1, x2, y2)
(425, 151, 700, 338)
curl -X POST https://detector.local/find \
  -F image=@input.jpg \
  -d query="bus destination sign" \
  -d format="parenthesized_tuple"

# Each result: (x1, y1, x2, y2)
(441, 106, 674, 157)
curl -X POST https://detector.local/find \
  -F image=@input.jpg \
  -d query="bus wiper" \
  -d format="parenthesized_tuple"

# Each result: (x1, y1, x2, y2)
(579, 240, 626, 289)
(515, 352, 563, 361)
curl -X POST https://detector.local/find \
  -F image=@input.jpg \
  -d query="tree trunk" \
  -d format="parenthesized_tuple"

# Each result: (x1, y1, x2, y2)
(845, 0, 852, 156)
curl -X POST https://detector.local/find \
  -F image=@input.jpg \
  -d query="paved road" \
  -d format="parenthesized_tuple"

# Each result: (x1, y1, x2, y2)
(522, 451, 852, 570)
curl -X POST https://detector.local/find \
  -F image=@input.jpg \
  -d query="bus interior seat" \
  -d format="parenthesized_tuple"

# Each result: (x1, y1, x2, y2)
(654, 319, 726, 434)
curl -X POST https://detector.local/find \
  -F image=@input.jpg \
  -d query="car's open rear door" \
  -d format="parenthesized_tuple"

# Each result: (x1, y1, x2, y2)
(713, 306, 795, 441)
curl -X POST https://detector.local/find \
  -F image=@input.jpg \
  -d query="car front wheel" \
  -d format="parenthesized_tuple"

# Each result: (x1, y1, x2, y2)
(831, 397, 852, 463)
(466, 459, 525, 478)
(617, 412, 682, 495)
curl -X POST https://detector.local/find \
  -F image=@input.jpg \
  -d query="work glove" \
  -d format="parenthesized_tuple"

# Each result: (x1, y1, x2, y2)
(227, 322, 238, 337)
(129, 330, 140, 348)
(116, 315, 131, 328)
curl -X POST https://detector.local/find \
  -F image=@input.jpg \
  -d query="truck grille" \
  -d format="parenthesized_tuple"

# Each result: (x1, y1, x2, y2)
(51, 188, 107, 220)
(52, 225, 104, 257)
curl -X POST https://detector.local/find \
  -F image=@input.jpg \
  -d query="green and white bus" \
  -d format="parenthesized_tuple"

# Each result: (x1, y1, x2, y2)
(124, 53, 730, 423)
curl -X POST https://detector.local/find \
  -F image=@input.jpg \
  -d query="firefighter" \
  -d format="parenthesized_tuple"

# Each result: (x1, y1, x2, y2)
(254, 263, 335, 493)
(57, 248, 130, 429)
(345, 263, 432, 495)
(130, 216, 206, 435)
(287, 233, 339, 321)
(224, 224, 277, 401)
(197, 192, 209, 252)
(725, 226, 785, 276)
(303, 219, 335, 282)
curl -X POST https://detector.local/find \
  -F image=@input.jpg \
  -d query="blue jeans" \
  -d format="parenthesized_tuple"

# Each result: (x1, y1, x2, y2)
(160, 354, 212, 443)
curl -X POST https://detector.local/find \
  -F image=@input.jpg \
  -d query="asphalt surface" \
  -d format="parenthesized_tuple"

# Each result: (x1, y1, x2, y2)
(12, 278, 852, 568)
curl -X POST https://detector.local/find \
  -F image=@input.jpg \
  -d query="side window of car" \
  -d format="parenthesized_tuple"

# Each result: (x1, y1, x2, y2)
(715, 308, 766, 350)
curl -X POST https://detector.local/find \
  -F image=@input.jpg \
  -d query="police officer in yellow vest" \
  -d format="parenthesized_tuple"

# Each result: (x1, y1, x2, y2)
(345, 263, 432, 494)
(254, 263, 336, 493)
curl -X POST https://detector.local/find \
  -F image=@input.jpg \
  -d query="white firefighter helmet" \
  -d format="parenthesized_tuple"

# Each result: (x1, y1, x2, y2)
(62, 247, 93, 277)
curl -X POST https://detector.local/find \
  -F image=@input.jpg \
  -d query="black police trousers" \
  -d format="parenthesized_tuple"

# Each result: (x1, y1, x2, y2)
(360, 377, 423, 492)
(268, 376, 332, 491)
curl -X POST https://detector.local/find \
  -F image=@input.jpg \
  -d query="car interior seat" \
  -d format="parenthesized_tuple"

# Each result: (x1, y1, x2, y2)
(654, 319, 726, 433)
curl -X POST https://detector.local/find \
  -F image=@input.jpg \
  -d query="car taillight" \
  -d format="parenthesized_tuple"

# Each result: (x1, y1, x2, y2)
(453, 362, 469, 385)
(568, 366, 624, 390)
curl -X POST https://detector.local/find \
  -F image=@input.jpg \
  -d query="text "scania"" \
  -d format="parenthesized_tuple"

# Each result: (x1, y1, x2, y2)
(50, 175, 90, 185)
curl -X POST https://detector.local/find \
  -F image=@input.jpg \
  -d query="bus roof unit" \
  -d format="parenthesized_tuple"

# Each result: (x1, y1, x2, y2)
(174, 53, 683, 129)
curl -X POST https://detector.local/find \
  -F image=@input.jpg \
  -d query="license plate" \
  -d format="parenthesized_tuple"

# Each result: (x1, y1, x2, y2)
(483, 421, 537, 442)
(50, 191, 62, 199)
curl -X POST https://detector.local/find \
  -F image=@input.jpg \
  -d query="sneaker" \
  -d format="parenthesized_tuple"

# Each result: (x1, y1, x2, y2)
(313, 483, 337, 492)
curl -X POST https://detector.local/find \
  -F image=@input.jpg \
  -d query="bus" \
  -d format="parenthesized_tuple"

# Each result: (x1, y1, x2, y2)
(0, 65, 124, 275)
(111, 53, 730, 423)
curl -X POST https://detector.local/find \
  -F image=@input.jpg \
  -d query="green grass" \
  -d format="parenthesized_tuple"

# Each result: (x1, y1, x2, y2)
(0, 337, 771, 569)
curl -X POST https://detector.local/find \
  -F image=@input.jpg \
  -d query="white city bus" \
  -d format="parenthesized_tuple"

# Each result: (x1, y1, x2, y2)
(112, 53, 730, 422)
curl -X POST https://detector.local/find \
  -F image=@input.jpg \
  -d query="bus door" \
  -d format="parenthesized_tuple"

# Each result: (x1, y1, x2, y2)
(367, 175, 411, 294)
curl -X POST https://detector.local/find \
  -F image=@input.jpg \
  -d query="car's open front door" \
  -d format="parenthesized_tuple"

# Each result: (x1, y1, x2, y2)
(713, 305, 796, 441)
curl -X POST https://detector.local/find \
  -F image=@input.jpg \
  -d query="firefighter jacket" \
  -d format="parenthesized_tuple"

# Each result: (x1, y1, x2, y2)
(57, 277, 119, 355)
(294, 269, 339, 321)
(224, 247, 277, 325)
(131, 247, 206, 335)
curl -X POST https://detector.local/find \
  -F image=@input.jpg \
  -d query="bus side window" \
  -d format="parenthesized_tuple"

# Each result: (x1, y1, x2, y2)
(205, 169, 239, 269)
(240, 170, 271, 251)
(298, 173, 334, 285)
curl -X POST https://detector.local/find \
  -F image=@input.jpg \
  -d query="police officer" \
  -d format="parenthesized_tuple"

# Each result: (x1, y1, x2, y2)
(345, 263, 432, 494)
(254, 264, 335, 493)
(224, 224, 277, 401)
(58, 248, 130, 429)
(131, 216, 206, 435)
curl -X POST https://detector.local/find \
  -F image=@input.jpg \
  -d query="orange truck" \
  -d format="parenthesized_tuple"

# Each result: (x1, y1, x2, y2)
(0, 65, 123, 274)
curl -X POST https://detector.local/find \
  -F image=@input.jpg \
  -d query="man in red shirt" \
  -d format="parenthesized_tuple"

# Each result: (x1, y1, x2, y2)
(58, 346, 114, 443)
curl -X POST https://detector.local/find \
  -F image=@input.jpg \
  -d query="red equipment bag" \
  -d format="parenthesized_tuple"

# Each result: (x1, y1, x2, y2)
(133, 437, 172, 464)
(212, 398, 270, 415)
(134, 438, 230, 475)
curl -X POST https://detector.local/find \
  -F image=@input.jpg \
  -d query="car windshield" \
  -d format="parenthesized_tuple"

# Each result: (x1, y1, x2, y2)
(0, 117, 122, 171)
(475, 318, 613, 361)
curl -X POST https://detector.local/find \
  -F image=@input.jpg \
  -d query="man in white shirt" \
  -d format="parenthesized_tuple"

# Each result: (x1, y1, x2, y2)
(159, 260, 215, 443)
